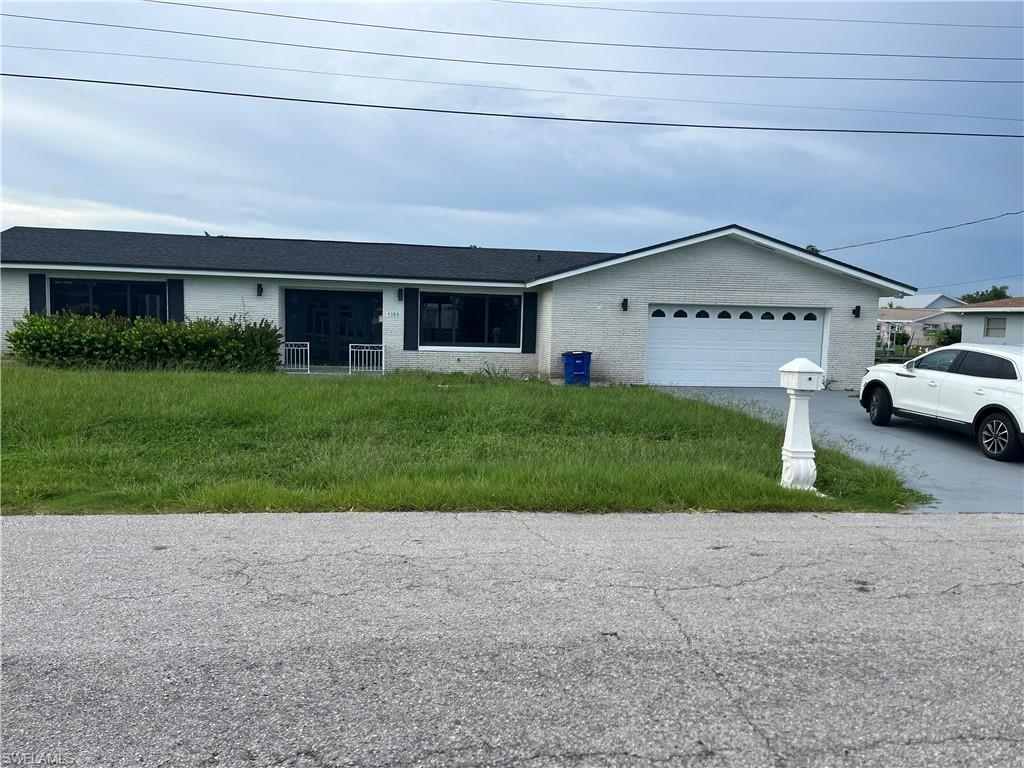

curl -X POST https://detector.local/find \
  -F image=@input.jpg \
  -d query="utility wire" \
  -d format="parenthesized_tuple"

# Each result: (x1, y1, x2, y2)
(7, 44, 1019, 124)
(823, 211, 1024, 251)
(142, 0, 1023, 62)
(4, 73, 1024, 138)
(491, 0, 1024, 30)
(3, 13, 1022, 85)
(919, 273, 1024, 289)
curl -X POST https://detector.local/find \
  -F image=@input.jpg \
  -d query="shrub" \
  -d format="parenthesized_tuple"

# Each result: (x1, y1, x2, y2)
(5, 313, 282, 372)
(932, 326, 962, 347)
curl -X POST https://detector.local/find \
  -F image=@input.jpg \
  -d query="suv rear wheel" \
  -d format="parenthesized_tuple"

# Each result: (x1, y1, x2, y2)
(977, 412, 1023, 462)
(868, 386, 892, 426)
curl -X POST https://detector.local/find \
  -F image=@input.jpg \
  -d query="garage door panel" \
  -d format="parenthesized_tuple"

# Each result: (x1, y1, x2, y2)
(646, 305, 824, 387)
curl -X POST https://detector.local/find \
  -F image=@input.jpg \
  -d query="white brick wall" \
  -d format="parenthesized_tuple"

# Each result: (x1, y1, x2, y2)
(0, 237, 887, 387)
(182, 275, 283, 326)
(543, 237, 883, 389)
(536, 285, 553, 377)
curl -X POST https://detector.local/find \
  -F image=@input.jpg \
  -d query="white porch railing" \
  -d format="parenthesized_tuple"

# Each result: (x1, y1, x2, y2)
(280, 342, 310, 374)
(349, 343, 385, 374)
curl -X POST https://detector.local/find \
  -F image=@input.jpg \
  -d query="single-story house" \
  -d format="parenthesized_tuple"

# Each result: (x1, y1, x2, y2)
(0, 224, 914, 389)
(877, 292, 965, 310)
(953, 297, 1024, 347)
(876, 307, 963, 348)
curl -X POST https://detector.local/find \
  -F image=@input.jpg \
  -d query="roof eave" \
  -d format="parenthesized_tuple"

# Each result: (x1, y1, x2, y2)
(0, 261, 527, 288)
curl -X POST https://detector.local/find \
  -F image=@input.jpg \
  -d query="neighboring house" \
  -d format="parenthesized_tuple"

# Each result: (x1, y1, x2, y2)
(877, 292, 966, 309)
(953, 297, 1024, 348)
(876, 308, 963, 349)
(0, 224, 914, 389)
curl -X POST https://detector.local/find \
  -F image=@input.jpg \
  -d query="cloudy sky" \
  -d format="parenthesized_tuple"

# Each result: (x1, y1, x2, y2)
(2, 0, 1022, 296)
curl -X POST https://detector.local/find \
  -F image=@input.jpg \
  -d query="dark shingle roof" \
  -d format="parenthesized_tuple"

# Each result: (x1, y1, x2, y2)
(0, 224, 915, 291)
(0, 226, 615, 283)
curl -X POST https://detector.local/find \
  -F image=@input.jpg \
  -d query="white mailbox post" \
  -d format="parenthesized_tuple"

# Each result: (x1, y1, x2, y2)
(778, 358, 825, 491)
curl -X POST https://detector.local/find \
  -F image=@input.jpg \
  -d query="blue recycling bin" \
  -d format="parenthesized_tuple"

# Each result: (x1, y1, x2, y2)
(562, 350, 592, 387)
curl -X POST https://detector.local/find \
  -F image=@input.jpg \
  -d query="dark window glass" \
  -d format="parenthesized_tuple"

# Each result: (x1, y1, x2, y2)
(673, 309, 687, 318)
(914, 349, 959, 372)
(50, 279, 166, 321)
(651, 309, 666, 318)
(92, 282, 129, 316)
(739, 311, 753, 319)
(419, 293, 521, 347)
(717, 310, 731, 319)
(50, 280, 92, 315)
(803, 313, 817, 321)
(696, 310, 709, 318)
(761, 312, 774, 320)
(782, 312, 796, 320)
(955, 352, 1017, 380)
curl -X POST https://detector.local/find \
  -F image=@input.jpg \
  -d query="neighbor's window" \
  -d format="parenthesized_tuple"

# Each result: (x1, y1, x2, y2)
(419, 292, 521, 347)
(984, 317, 1007, 338)
(50, 278, 167, 321)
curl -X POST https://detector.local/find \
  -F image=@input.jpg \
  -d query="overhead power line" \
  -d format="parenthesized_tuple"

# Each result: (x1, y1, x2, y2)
(3, 13, 1022, 85)
(4, 73, 1024, 138)
(7, 44, 1019, 124)
(919, 273, 1024, 289)
(823, 211, 1024, 252)
(142, 0, 1023, 62)
(491, 0, 1024, 30)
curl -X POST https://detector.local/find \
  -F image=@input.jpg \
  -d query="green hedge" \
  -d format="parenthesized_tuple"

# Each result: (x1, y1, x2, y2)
(5, 313, 282, 371)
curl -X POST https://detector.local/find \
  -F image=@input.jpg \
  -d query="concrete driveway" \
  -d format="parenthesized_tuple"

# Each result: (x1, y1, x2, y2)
(2, 512, 1022, 768)
(664, 387, 1024, 514)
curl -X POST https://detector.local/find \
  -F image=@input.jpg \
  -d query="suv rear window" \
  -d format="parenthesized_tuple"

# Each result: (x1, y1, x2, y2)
(955, 352, 1018, 380)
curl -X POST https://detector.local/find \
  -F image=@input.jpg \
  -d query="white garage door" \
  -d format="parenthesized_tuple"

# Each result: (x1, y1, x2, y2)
(646, 305, 825, 387)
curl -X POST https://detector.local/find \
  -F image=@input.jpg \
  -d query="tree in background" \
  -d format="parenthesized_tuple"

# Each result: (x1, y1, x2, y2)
(933, 326, 962, 347)
(960, 285, 1011, 303)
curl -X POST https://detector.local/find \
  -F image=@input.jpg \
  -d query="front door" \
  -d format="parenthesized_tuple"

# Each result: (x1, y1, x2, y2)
(285, 290, 383, 365)
(894, 347, 961, 418)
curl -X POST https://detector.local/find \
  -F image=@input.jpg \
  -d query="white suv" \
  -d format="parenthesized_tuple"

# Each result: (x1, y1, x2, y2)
(859, 343, 1024, 461)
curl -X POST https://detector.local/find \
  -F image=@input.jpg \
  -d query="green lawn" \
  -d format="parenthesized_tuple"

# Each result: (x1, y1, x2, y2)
(0, 366, 927, 514)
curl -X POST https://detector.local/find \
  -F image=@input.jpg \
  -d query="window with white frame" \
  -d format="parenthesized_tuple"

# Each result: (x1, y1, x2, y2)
(984, 317, 1007, 338)
(419, 292, 521, 347)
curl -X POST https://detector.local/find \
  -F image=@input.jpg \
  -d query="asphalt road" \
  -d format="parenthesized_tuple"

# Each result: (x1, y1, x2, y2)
(665, 387, 1024, 514)
(2, 512, 1022, 768)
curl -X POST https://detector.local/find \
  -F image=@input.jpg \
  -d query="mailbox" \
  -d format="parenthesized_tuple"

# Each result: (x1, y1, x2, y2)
(778, 358, 824, 391)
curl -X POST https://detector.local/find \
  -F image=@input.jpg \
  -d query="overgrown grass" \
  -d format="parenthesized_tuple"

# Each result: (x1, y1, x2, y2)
(0, 366, 928, 514)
